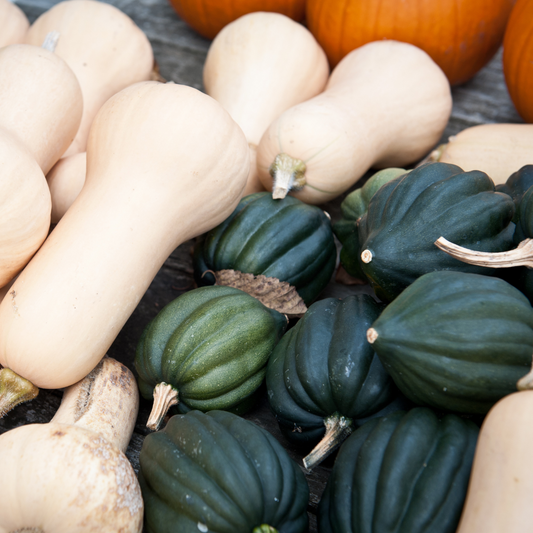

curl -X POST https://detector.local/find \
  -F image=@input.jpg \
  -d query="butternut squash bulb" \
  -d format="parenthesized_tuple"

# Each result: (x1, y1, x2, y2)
(0, 81, 249, 406)
(203, 11, 329, 196)
(167, 0, 305, 40)
(0, 356, 143, 532)
(503, 0, 533, 123)
(306, 0, 516, 86)
(25, 0, 154, 157)
(0, 127, 51, 289)
(0, 0, 29, 47)
(257, 40, 452, 204)
(0, 43, 83, 175)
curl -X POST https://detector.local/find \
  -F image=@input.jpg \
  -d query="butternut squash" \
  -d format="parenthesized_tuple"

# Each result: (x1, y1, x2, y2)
(0, 127, 51, 288)
(47, 151, 87, 224)
(0, 0, 29, 47)
(0, 81, 249, 411)
(456, 384, 533, 532)
(25, 0, 154, 157)
(428, 123, 533, 185)
(0, 42, 83, 174)
(0, 356, 143, 532)
(256, 40, 452, 204)
(203, 11, 329, 196)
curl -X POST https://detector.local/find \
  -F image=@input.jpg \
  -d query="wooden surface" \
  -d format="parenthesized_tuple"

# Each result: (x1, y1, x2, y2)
(0, 0, 526, 530)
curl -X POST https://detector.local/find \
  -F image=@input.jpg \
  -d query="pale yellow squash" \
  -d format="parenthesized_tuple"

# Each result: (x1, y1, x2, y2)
(25, 0, 154, 157)
(429, 123, 533, 185)
(0, 43, 83, 174)
(0, 127, 51, 288)
(0, 0, 29, 46)
(0, 81, 249, 396)
(0, 356, 142, 532)
(203, 11, 329, 196)
(256, 40, 452, 204)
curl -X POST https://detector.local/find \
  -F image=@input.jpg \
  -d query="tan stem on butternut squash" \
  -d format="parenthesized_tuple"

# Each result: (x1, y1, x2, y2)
(0, 368, 38, 419)
(25, 0, 155, 158)
(427, 124, 533, 185)
(0, 356, 142, 532)
(269, 153, 307, 199)
(203, 11, 329, 196)
(0, 0, 29, 47)
(146, 382, 179, 431)
(0, 81, 249, 397)
(434, 236, 533, 268)
(257, 40, 452, 204)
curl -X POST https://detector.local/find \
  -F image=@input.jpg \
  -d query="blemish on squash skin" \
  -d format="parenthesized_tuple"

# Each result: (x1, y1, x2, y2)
(52, 430, 66, 437)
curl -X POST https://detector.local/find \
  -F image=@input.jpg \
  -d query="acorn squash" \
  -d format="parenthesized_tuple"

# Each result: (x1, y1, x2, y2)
(357, 161, 516, 302)
(366, 270, 533, 414)
(266, 294, 398, 469)
(134, 285, 287, 430)
(138, 409, 309, 533)
(193, 191, 336, 307)
(318, 407, 479, 533)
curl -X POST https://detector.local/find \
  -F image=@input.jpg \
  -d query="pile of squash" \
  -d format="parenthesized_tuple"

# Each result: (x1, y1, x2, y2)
(0, 0, 533, 531)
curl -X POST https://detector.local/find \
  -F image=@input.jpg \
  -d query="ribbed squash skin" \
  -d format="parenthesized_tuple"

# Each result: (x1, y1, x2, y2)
(139, 410, 309, 533)
(318, 408, 479, 533)
(358, 162, 515, 302)
(369, 271, 533, 414)
(134, 285, 287, 414)
(193, 192, 336, 305)
(495, 164, 533, 230)
(266, 294, 397, 445)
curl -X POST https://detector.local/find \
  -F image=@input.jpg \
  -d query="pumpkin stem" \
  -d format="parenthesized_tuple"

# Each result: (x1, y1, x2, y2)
(252, 526, 278, 533)
(146, 382, 179, 431)
(303, 413, 353, 471)
(0, 368, 39, 419)
(517, 360, 533, 391)
(269, 153, 306, 199)
(435, 236, 533, 268)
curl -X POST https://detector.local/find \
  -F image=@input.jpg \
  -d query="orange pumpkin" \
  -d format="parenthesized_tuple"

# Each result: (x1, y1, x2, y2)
(503, 0, 533, 123)
(306, 0, 516, 86)
(167, 0, 305, 39)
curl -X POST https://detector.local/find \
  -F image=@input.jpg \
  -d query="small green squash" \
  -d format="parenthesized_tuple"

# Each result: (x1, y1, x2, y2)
(357, 161, 516, 302)
(139, 410, 310, 533)
(266, 294, 398, 469)
(367, 270, 533, 414)
(318, 407, 479, 533)
(333, 168, 407, 280)
(193, 192, 337, 307)
(134, 285, 287, 430)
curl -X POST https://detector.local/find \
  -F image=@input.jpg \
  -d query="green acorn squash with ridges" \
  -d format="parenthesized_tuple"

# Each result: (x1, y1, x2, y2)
(367, 270, 533, 414)
(357, 161, 515, 302)
(266, 294, 398, 468)
(134, 285, 287, 429)
(193, 192, 336, 305)
(318, 407, 479, 533)
(139, 410, 309, 533)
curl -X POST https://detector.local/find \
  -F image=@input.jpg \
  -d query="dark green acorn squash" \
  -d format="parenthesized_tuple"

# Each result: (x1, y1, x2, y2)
(357, 161, 516, 302)
(318, 407, 479, 533)
(193, 192, 336, 306)
(495, 164, 533, 232)
(134, 285, 287, 429)
(139, 410, 310, 533)
(367, 270, 533, 414)
(266, 294, 398, 469)
(333, 168, 407, 280)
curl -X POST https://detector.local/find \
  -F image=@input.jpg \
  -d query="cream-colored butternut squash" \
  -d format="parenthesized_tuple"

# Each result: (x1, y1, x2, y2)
(0, 81, 249, 407)
(203, 11, 329, 196)
(256, 40, 452, 204)
(428, 123, 533, 184)
(25, 0, 154, 157)
(47, 151, 87, 224)
(0, 356, 142, 532)
(0, 127, 51, 288)
(0, 42, 83, 174)
(0, 0, 29, 47)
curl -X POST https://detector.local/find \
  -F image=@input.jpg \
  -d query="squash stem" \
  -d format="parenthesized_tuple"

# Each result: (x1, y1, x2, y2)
(269, 153, 306, 199)
(252, 526, 278, 533)
(146, 382, 178, 431)
(41, 30, 60, 52)
(517, 361, 533, 391)
(303, 413, 353, 471)
(0, 368, 39, 419)
(435, 236, 533, 268)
